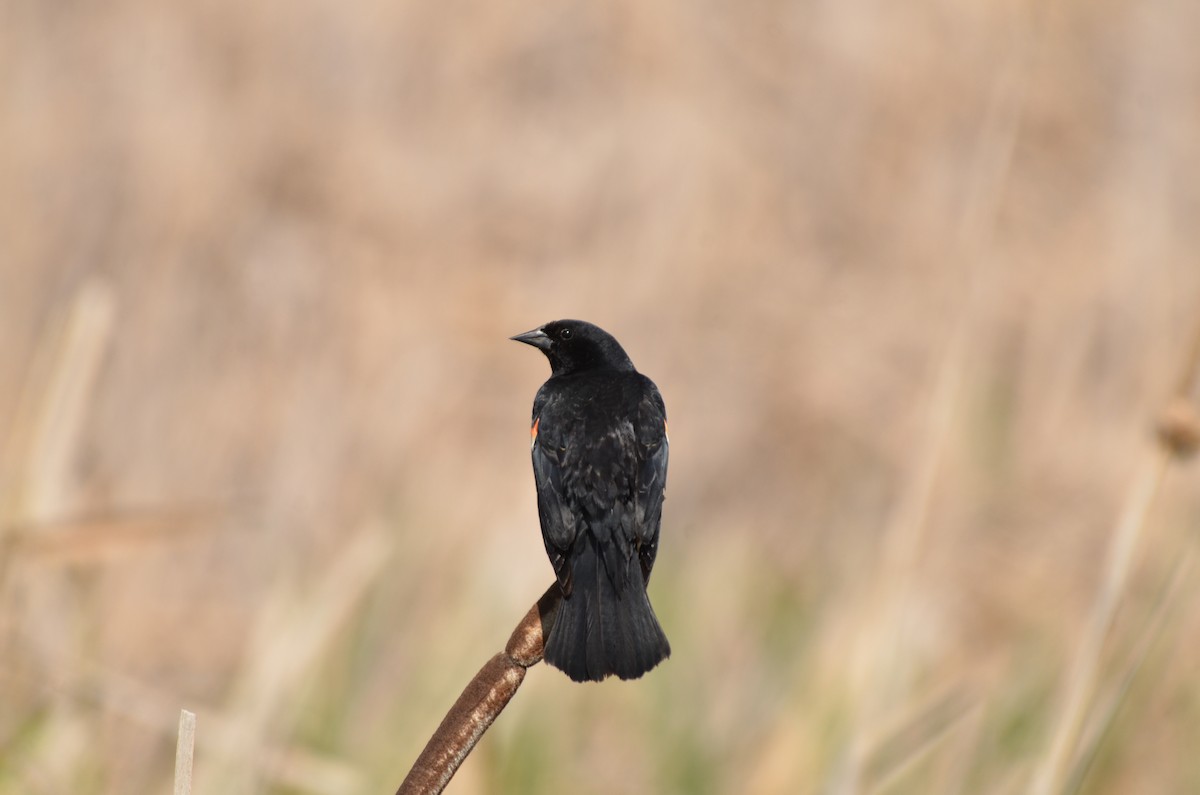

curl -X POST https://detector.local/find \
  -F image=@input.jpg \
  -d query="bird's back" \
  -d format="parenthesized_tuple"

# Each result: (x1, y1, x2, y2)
(535, 370, 664, 522)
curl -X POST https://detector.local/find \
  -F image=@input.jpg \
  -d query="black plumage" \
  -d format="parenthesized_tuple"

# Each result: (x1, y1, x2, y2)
(511, 320, 670, 682)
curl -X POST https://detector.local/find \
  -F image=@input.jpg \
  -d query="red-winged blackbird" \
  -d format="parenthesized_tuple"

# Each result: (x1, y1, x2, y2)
(512, 320, 671, 682)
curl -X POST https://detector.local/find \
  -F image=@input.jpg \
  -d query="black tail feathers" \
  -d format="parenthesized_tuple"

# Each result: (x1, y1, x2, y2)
(543, 539, 670, 682)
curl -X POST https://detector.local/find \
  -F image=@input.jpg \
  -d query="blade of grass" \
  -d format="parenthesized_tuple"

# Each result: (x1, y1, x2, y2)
(865, 683, 978, 794)
(209, 522, 392, 794)
(1063, 548, 1194, 795)
(1030, 315, 1200, 795)
(829, 5, 1040, 789)
(0, 281, 115, 792)
(174, 709, 197, 795)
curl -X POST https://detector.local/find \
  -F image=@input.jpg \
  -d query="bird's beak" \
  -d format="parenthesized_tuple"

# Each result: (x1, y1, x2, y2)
(510, 327, 552, 350)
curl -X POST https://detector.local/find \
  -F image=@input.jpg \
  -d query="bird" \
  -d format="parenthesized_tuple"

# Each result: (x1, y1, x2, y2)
(511, 319, 671, 682)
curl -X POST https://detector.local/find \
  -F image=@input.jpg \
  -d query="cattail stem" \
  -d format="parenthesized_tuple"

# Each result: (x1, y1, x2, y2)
(396, 585, 561, 795)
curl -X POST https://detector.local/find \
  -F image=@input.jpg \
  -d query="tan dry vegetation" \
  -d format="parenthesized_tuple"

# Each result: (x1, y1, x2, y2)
(2, 0, 1200, 793)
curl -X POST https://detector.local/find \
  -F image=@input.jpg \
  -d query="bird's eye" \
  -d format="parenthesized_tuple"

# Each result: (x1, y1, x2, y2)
(559, 328, 573, 340)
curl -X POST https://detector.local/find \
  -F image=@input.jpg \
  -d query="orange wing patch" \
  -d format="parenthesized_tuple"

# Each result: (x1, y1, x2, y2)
(664, 420, 669, 442)
(531, 417, 540, 448)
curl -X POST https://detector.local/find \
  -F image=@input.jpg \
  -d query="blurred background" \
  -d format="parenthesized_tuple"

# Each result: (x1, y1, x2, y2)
(3, 0, 1200, 793)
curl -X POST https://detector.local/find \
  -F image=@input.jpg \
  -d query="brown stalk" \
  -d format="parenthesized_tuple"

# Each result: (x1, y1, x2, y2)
(396, 584, 561, 795)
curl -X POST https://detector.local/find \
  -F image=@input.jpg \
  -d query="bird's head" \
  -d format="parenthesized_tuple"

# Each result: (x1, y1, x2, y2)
(511, 319, 635, 376)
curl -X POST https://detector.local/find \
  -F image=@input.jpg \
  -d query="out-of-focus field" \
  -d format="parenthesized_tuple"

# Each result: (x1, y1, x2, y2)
(3, 0, 1200, 793)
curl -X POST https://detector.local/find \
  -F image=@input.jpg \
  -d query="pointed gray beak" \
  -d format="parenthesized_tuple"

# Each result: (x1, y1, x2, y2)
(510, 327, 552, 350)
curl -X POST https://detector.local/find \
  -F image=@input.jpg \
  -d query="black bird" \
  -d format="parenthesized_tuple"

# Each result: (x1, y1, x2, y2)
(511, 320, 670, 682)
